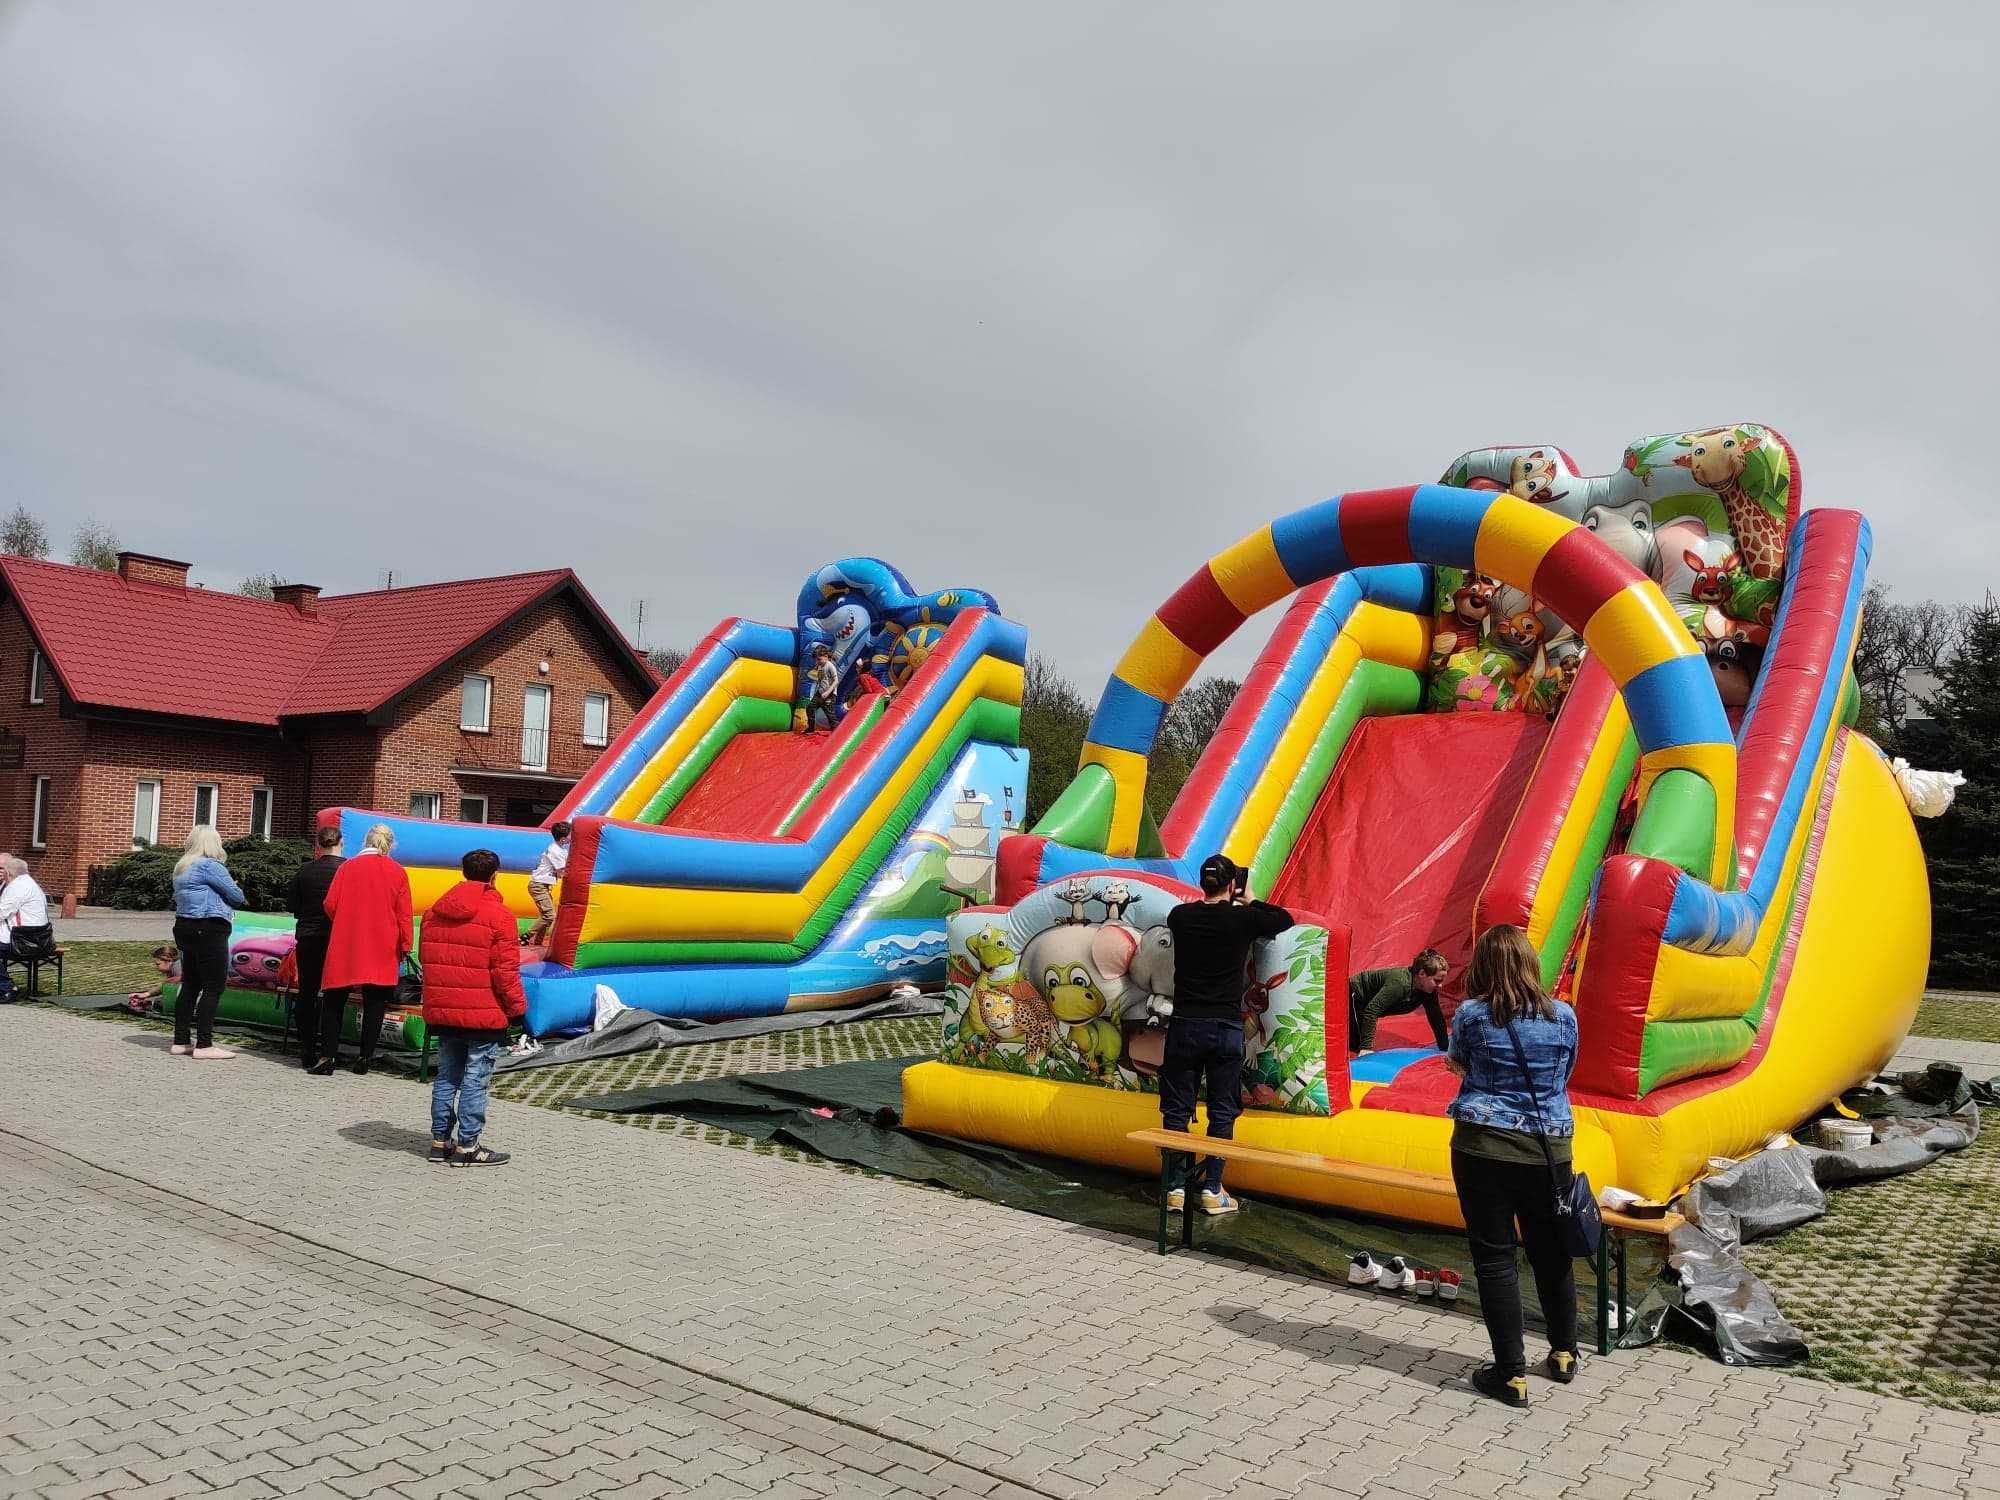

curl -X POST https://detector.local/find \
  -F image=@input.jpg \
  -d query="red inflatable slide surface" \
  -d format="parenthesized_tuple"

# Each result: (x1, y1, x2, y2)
(1270, 713, 1552, 1037)
(660, 726, 852, 836)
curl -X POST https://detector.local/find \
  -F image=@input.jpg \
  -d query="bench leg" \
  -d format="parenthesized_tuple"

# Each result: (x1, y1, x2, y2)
(1595, 1233, 1613, 1357)
(1157, 1153, 1171, 1256)
(1615, 1233, 1629, 1350)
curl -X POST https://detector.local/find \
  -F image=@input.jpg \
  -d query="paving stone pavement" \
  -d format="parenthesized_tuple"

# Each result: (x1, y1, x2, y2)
(1890, 1035, 2000, 1076)
(3, 1006, 1998, 1500)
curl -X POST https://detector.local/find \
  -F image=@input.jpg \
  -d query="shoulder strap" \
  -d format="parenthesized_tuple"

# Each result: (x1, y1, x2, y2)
(1501, 1017, 1564, 1184)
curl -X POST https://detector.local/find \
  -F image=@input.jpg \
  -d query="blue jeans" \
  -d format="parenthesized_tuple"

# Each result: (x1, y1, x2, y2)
(430, 1037, 499, 1147)
(1158, 1017, 1245, 1192)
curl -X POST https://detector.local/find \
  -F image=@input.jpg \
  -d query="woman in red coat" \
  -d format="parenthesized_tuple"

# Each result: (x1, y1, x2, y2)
(313, 823, 413, 1076)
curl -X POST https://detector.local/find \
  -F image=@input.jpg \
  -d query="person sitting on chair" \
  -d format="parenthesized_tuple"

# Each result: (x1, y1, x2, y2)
(0, 856, 54, 1001)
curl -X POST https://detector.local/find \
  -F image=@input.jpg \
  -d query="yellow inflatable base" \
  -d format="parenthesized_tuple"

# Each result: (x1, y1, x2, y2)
(904, 738, 1931, 1219)
(901, 1061, 1620, 1229)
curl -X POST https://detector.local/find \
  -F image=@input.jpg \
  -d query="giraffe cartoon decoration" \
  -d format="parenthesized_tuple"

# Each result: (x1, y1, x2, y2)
(1429, 423, 1797, 714)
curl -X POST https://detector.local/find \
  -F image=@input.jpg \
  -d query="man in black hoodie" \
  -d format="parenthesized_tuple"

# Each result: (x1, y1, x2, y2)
(287, 824, 346, 1072)
(1161, 854, 1293, 1216)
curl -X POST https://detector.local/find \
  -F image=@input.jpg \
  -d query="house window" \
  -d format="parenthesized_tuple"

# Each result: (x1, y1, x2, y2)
(193, 782, 219, 830)
(250, 786, 273, 840)
(460, 674, 492, 732)
(521, 683, 551, 771)
(459, 794, 489, 824)
(27, 650, 46, 705)
(582, 691, 610, 747)
(30, 776, 51, 850)
(409, 792, 442, 819)
(133, 779, 161, 847)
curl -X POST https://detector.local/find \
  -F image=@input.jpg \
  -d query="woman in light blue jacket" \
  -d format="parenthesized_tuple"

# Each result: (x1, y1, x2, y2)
(171, 825, 245, 1059)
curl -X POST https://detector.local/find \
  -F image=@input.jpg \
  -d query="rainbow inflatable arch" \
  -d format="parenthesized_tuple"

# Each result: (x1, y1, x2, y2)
(905, 425, 1928, 1216)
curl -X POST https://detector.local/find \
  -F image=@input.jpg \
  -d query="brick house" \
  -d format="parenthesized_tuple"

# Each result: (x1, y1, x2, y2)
(0, 552, 659, 903)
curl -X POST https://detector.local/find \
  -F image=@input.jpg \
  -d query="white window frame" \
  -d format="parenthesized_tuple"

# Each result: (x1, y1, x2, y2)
(460, 673, 492, 733)
(521, 683, 551, 771)
(249, 786, 273, 840)
(192, 781, 220, 830)
(409, 792, 442, 819)
(28, 650, 45, 705)
(30, 775, 51, 850)
(582, 691, 611, 748)
(133, 779, 161, 848)
(459, 794, 489, 824)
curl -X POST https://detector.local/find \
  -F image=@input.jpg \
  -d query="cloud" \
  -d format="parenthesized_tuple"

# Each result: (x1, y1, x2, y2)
(1, 1, 1994, 695)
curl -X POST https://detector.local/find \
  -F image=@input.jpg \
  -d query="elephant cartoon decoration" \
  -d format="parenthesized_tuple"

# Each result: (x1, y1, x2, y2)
(793, 558, 1003, 724)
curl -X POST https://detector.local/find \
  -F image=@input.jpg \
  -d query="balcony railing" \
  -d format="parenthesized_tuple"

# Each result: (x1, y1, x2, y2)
(456, 722, 604, 780)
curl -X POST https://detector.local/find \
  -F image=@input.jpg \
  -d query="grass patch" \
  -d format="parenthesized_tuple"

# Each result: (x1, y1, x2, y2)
(1913, 996, 2000, 1045)
(38, 940, 169, 998)
(1743, 1106, 2000, 1413)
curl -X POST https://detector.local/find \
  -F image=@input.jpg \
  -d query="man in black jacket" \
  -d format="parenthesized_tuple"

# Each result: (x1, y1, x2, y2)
(287, 825, 346, 1072)
(1161, 854, 1293, 1216)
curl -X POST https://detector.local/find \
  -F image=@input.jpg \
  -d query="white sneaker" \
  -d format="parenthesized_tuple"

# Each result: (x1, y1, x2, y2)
(1200, 1189, 1239, 1216)
(170, 1043, 193, 1056)
(1377, 1255, 1416, 1292)
(1347, 1252, 1383, 1287)
(191, 1045, 237, 1060)
(1166, 1187, 1185, 1213)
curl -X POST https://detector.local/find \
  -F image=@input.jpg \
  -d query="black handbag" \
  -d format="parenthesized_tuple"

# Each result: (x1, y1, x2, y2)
(1502, 1018, 1602, 1258)
(8, 923, 55, 961)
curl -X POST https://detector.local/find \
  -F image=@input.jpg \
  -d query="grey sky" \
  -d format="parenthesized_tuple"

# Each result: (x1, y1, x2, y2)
(2, 2, 1994, 691)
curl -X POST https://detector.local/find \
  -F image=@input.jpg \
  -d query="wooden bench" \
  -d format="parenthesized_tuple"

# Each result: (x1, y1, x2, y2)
(3, 943, 64, 998)
(1126, 1127, 1682, 1357)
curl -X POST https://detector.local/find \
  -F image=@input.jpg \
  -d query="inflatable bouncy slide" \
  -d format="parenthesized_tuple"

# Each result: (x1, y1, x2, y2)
(306, 559, 1027, 1035)
(903, 423, 1931, 1219)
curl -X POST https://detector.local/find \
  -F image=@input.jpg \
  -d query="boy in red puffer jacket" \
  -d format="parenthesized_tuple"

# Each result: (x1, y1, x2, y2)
(420, 849, 527, 1166)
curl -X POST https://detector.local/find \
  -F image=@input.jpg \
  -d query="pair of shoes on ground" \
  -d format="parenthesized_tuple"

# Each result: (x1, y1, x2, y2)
(170, 1043, 236, 1060)
(1347, 1252, 1460, 1300)
(430, 1141, 511, 1167)
(1472, 1350, 1579, 1408)
(303, 1058, 373, 1076)
(1164, 1187, 1238, 1216)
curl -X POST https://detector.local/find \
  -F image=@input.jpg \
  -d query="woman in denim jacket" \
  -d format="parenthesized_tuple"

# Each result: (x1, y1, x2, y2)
(170, 825, 246, 1060)
(1445, 923, 1580, 1407)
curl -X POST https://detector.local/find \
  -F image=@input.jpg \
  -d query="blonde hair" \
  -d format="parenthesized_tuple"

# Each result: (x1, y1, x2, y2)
(174, 825, 227, 880)
(364, 823, 396, 853)
(1466, 924, 1553, 1025)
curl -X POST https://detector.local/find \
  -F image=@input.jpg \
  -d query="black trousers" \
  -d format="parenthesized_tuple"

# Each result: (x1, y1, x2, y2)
(1158, 1017, 1245, 1193)
(1451, 1149, 1579, 1375)
(292, 931, 330, 1065)
(318, 982, 395, 1064)
(171, 917, 233, 1049)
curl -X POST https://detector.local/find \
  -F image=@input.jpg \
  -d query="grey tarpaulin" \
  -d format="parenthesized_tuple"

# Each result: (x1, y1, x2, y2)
(492, 992, 942, 1072)
(1622, 1065, 1987, 1366)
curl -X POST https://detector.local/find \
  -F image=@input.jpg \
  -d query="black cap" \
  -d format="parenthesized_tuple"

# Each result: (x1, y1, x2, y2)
(1199, 854, 1236, 892)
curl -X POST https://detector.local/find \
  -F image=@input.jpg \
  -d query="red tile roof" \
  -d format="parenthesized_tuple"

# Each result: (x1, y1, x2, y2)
(0, 558, 650, 727)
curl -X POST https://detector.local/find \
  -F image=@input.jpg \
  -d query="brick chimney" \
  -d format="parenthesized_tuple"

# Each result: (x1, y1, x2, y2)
(271, 582, 321, 614)
(115, 551, 191, 588)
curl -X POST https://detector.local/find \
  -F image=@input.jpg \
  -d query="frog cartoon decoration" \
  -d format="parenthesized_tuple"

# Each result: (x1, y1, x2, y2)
(1018, 922, 1132, 1078)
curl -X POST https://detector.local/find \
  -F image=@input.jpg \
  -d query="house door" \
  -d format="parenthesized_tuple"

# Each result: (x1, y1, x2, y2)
(521, 683, 550, 771)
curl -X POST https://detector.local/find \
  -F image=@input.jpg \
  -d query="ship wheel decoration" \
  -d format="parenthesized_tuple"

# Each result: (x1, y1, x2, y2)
(874, 608, 949, 688)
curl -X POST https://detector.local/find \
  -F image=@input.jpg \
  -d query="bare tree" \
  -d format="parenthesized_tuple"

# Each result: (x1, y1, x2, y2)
(69, 519, 121, 571)
(1157, 675, 1242, 767)
(1, 505, 49, 559)
(238, 572, 285, 599)
(646, 646, 688, 678)
(1854, 582, 1967, 735)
